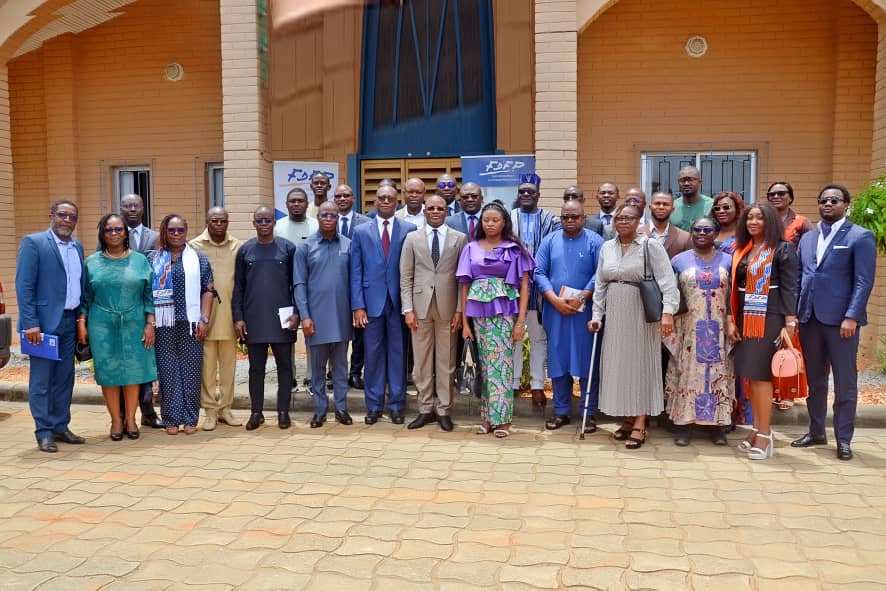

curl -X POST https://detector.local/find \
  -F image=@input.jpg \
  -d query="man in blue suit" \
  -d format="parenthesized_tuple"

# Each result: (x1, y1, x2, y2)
(350, 184, 417, 424)
(16, 199, 86, 452)
(791, 184, 876, 461)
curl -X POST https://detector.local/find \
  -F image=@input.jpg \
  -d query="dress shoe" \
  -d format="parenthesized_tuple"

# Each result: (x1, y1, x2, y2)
(791, 433, 828, 448)
(438, 415, 454, 432)
(278, 412, 292, 429)
(390, 412, 405, 425)
(203, 409, 218, 431)
(218, 408, 243, 427)
(334, 410, 353, 425)
(710, 426, 728, 446)
(38, 437, 58, 453)
(310, 414, 326, 428)
(110, 431, 124, 442)
(124, 428, 140, 440)
(408, 413, 437, 430)
(674, 426, 691, 446)
(141, 410, 164, 429)
(364, 410, 382, 425)
(53, 430, 85, 444)
(837, 441, 853, 461)
(245, 413, 265, 431)
(348, 375, 364, 389)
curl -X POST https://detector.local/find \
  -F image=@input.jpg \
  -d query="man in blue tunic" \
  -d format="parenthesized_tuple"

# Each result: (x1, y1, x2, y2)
(294, 202, 354, 428)
(534, 199, 604, 432)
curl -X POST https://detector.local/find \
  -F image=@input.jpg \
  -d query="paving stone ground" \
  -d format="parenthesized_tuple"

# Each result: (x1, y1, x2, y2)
(1, 401, 885, 590)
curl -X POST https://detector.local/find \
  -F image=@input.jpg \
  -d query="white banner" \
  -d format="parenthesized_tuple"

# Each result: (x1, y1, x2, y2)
(272, 161, 340, 220)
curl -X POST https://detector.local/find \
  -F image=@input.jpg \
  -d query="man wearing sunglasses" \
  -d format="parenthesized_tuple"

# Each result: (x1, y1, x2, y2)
(16, 199, 86, 452)
(436, 173, 461, 216)
(447, 182, 484, 240)
(792, 184, 876, 461)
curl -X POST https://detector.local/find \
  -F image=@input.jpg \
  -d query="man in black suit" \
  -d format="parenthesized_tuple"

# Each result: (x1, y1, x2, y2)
(564, 186, 608, 238)
(437, 173, 461, 216)
(446, 182, 483, 240)
(120, 194, 163, 428)
(334, 184, 371, 389)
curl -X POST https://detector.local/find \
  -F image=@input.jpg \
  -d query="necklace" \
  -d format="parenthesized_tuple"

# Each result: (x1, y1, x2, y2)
(105, 248, 129, 259)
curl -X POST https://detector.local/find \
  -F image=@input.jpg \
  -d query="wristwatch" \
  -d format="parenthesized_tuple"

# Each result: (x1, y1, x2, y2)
(577, 294, 586, 305)
(199, 316, 210, 324)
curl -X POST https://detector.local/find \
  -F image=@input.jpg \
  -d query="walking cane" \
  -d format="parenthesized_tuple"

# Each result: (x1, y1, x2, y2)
(579, 331, 599, 440)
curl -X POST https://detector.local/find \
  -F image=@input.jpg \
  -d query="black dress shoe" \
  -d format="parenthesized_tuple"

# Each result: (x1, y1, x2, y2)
(837, 441, 853, 461)
(278, 412, 292, 429)
(141, 410, 164, 429)
(53, 430, 85, 444)
(791, 433, 828, 447)
(390, 412, 405, 425)
(674, 427, 691, 447)
(245, 413, 265, 431)
(310, 414, 326, 428)
(364, 411, 382, 425)
(38, 437, 58, 453)
(710, 426, 728, 446)
(408, 413, 437, 430)
(438, 415, 454, 432)
(348, 376, 364, 390)
(334, 410, 353, 425)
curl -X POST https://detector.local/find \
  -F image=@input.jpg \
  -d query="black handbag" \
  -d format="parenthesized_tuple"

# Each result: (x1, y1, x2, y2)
(75, 341, 92, 362)
(629, 239, 664, 323)
(456, 337, 481, 398)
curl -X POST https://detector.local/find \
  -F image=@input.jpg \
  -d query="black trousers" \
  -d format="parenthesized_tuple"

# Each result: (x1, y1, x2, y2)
(247, 342, 293, 413)
(349, 327, 364, 379)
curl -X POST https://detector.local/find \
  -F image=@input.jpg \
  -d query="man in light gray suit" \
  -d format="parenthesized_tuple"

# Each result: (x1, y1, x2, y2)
(120, 193, 162, 428)
(400, 195, 467, 431)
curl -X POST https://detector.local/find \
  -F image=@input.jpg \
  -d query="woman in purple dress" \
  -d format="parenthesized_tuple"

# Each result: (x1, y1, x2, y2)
(457, 202, 535, 438)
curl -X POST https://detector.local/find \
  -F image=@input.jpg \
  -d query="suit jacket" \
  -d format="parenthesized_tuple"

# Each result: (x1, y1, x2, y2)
(638, 223, 692, 259)
(797, 220, 876, 326)
(16, 230, 85, 332)
(583, 216, 606, 238)
(131, 226, 159, 253)
(400, 227, 467, 320)
(341, 212, 370, 240)
(350, 218, 418, 317)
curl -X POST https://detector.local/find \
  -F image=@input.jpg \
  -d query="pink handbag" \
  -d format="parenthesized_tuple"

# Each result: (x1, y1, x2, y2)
(771, 328, 804, 379)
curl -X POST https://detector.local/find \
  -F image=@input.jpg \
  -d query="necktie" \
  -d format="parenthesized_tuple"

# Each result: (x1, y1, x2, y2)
(603, 214, 612, 225)
(821, 223, 831, 238)
(131, 228, 139, 248)
(431, 229, 440, 266)
(341, 216, 349, 238)
(468, 215, 476, 238)
(382, 220, 391, 259)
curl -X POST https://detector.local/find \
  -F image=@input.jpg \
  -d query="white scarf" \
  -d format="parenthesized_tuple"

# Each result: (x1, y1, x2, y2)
(152, 244, 202, 333)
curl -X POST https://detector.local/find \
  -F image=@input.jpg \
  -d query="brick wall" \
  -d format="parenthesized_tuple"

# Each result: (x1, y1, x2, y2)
(0, 64, 16, 304)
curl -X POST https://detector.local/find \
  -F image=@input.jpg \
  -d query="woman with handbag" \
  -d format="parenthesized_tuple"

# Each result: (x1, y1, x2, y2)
(78, 213, 157, 441)
(588, 204, 679, 449)
(457, 201, 535, 438)
(727, 202, 799, 460)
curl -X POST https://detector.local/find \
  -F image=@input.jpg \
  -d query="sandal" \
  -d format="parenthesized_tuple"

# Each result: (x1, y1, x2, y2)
(545, 415, 571, 430)
(493, 427, 511, 438)
(165, 426, 179, 435)
(183, 425, 197, 435)
(776, 399, 794, 411)
(581, 417, 597, 434)
(625, 428, 647, 450)
(612, 419, 635, 441)
(476, 422, 492, 435)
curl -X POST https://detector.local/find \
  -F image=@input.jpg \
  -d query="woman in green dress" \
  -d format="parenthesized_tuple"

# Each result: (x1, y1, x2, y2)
(78, 213, 157, 441)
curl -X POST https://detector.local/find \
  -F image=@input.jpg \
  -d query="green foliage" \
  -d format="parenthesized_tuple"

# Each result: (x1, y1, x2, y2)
(849, 175, 886, 255)
(874, 337, 886, 375)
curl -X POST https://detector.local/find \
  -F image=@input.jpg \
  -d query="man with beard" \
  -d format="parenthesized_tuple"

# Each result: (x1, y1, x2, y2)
(446, 182, 483, 240)
(639, 191, 691, 259)
(306, 172, 332, 220)
(436, 173, 461, 216)
(595, 182, 619, 232)
(671, 166, 713, 232)
(396, 178, 426, 229)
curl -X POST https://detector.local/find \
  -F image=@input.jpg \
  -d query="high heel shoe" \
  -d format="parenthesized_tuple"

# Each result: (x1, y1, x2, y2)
(110, 430, 123, 442)
(738, 426, 758, 451)
(747, 431, 774, 460)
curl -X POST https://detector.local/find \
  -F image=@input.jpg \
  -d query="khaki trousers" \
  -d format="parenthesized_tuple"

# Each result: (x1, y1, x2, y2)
(411, 296, 457, 416)
(201, 338, 238, 411)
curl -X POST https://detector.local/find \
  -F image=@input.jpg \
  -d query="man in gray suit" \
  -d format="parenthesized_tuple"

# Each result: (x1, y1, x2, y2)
(334, 184, 371, 389)
(120, 194, 163, 428)
(564, 186, 610, 239)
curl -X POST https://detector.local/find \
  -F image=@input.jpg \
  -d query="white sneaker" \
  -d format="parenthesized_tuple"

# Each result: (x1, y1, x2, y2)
(218, 408, 243, 427)
(203, 409, 218, 431)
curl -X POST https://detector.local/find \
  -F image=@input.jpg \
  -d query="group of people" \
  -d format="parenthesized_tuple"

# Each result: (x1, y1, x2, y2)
(15, 168, 876, 461)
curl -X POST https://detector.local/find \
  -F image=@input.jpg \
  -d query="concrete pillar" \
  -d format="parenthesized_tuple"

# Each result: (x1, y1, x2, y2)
(0, 63, 16, 311)
(220, 0, 272, 237)
(534, 0, 578, 209)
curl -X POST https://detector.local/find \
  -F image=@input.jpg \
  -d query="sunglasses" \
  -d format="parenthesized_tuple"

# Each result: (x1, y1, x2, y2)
(767, 190, 789, 199)
(55, 212, 78, 222)
(425, 206, 447, 212)
(121, 203, 141, 211)
(166, 227, 186, 235)
(817, 197, 844, 205)
(333, 193, 353, 199)
(253, 218, 274, 225)
(518, 188, 537, 194)
(103, 226, 126, 235)
(614, 215, 638, 223)
(437, 181, 456, 189)
(560, 214, 583, 221)
(712, 205, 733, 212)
(318, 213, 338, 220)
(691, 226, 715, 235)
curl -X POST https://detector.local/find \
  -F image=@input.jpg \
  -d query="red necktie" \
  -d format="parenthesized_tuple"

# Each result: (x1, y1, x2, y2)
(382, 220, 391, 259)
(468, 215, 476, 239)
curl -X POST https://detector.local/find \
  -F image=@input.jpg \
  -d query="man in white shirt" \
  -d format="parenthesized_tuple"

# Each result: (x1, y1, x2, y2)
(275, 188, 320, 246)
(595, 182, 619, 230)
(396, 178, 426, 229)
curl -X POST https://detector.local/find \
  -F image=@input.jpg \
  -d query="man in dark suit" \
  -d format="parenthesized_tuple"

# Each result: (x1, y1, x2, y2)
(16, 199, 86, 452)
(446, 182, 483, 239)
(334, 184, 371, 389)
(437, 173, 462, 216)
(638, 191, 692, 259)
(564, 185, 612, 239)
(119, 193, 163, 428)
(791, 184, 876, 461)
(350, 184, 418, 424)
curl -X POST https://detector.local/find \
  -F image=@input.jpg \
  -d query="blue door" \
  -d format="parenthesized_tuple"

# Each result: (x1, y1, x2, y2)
(360, 0, 496, 158)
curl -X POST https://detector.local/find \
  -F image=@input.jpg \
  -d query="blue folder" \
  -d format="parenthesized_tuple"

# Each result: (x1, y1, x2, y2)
(20, 331, 61, 361)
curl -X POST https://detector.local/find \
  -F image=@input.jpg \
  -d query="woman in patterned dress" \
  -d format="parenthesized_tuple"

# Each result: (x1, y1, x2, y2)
(457, 202, 535, 438)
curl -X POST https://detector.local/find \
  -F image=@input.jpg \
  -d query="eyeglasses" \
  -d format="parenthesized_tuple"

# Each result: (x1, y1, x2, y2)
(103, 226, 125, 235)
(333, 193, 353, 199)
(425, 206, 447, 212)
(712, 205, 733, 212)
(253, 218, 274, 225)
(614, 215, 639, 223)
(691, 226, 715, 235)
(166, 227, 186, 235)
(318, 213, 338, 220)
(438, 181, 456, 189)
(767, 191, 789, 199)
(560, 214, 583, 221)
(461, 193, 481, 199)
(121, 203, 141, 211)
(376, 195, 397, 203)
(817, 197, 844, 205)
(55, 212, 78, 222)
(678, 177, 700, 183)
(624, 198, 643, 205)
